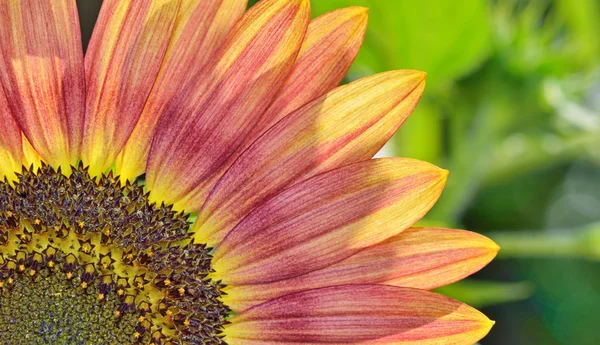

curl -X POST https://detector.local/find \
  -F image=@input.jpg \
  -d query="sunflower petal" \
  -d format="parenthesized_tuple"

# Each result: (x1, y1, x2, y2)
(195, 70, 426, 247)
(22, 134, 42, 171)
(0, 89, 24, 180)
(114, 0, 248, 181)
(211, 158, 447, 286)
(164, 6, 369, 209)
(249, 6, 369, 142)
(224, 227, 499, 311)
(145, 0, 310, 207)
(0, 0, 85, 168)
(225, 285, 494, 345)
(82, 0, 180, 176)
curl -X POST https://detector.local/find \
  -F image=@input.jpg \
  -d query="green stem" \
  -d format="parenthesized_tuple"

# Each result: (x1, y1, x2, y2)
(492, 232, 581, 257)
(490, 223, 600, 260)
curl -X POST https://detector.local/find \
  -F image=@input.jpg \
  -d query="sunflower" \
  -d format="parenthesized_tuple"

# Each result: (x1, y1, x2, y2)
(0, 0, 498, 344)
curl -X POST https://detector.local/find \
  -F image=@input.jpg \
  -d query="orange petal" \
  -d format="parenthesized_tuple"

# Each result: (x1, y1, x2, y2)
(225, 285, 494, 345)
(0, 88, 24, 180)
(145, 0, 310, 208)
(224, 227, 499, 311)
(0, 0, 85, 169)
(249, 6, 369, 144)
(194, 70, 426, 247)
(114, 0, 248, 181)
(211, 158, 447, 286)
(82, 0, 180, 176)
(22, 134, 42, 171)
(170, 6, 369, 206)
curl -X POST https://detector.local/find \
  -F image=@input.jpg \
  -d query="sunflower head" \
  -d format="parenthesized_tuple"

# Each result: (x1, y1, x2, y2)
(0, 163, 229, 343)
(0, 0, 498, 344)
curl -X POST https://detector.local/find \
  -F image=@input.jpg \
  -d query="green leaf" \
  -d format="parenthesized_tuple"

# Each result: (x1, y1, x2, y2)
(556, 0, 600, 68)
(311, 0, 493, 87)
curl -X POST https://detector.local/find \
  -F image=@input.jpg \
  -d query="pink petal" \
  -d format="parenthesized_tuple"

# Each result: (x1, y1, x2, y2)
(224, 227, 499, 311)
(194, 70, 426, 247)
(82, 0, 180, 175)
(145, 0, 311, 209)
(0, 0, 85, 168)
(115, 0, 248, 181)
(225, 285, 494, 345)
(211, 158, 447, 286)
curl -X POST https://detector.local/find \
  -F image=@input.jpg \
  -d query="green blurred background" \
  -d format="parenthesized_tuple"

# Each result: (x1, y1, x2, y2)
(79, 1, 600, 344)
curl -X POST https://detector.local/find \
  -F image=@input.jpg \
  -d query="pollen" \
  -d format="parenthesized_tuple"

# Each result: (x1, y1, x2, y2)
(0, 164, 230, 344)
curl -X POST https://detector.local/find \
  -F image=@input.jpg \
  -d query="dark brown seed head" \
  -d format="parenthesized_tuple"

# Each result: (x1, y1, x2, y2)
(0, 164, 230, 344)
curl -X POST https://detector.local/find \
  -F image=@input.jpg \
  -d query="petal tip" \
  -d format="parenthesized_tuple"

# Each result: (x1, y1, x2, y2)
(409, 70, 428, 89)
(348, 7, 369, 29)
(404, 69, 427, 79)
(484, 318, 496, 335)
(356, 7, 370, 26)
(490, 240, 501, 254)
(438, 168, 450, 183)
(473, 231, 501, 255)
(298, 0, 311, 10)
(473, 312, 495, 341)
(429, 168, 449, 193)
(348, 6, 370, 17)
(390, 69, 427, 94)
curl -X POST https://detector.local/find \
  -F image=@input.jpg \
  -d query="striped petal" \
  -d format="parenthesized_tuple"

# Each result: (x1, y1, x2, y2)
(224, 227, 499, 311)
(0, 88, 24, 180)
(145, 0, 310, 207)
(195, 70, 426, 247)
(114, 0, 248, 181)
(211, 158, 447, 286)
(0, 0, 85, 169)
(22, 134, 42, 171)
(82, 0, 180, 176)
(225, 285, 494, 345)
(174, 6, 369, 206)
(248, 6, 369, 145)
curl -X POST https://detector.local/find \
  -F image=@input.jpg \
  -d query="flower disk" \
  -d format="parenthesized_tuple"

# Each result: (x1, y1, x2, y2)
(0, 164, 229, 344)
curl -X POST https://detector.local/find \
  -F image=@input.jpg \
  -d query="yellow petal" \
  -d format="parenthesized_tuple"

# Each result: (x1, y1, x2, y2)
(145, 0, 310, 208)
(224, 227, 499, 311)
(0, 0, 85, 169)
(195, 70, 426, 247)
(249, 6, 369, 142)
(173, 6, 369, 206)
(0, 88, 24, 181)
(82, 0, 180, 176)
(211, 158, 448, 286)
(225, 285, 494, 345)
(115, 0, 248, 181)
(21, 134, 42, 172)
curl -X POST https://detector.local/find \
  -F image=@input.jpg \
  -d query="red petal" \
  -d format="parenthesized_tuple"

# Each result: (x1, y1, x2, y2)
(225, 285, 494, 345)
(211, 158, 447, 286)
(224, 227, 499, 311)
(0, 0, 85, 168)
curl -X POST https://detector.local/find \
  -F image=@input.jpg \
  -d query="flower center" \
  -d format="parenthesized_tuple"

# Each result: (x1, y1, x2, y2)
(0, 164, 230, 344)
